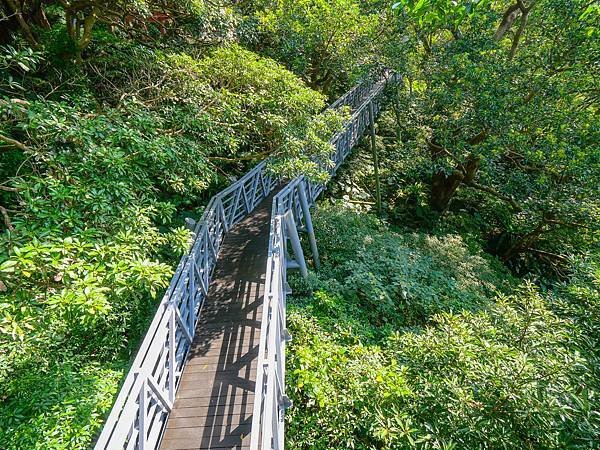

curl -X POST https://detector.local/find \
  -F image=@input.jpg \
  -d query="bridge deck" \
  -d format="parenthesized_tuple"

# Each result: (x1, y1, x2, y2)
(160, 193, 275, 450)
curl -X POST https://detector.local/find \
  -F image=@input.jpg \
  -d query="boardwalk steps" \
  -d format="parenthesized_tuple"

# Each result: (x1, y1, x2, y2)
(94, 71, 398, 450)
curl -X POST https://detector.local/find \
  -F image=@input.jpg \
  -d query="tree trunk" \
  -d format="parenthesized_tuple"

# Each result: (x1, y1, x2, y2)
(430, 169, 464, 212)
(2, 0, 39, 47)
(429, 151, 480, 212)
(368, 101, 382, 214)
(31, 0, 50, 29)
(393, 83, 403, 141)
(494, 3, 521, 41)
(64, 5, 100, 61)
(0, 2, 17, 43)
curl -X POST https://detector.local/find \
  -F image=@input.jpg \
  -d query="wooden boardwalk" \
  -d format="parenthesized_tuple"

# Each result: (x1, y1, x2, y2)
(160, 193, 275, 450)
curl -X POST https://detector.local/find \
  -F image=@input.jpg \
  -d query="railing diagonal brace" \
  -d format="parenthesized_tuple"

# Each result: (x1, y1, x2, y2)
(146, 375, 173, 412)
(171, 304, 193, 344)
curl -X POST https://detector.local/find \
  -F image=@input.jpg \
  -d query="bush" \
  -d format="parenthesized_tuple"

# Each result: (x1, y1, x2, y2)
(0, 358, 123, 450)
(305, 202, 512, 329)
(286, 204, 600, 449)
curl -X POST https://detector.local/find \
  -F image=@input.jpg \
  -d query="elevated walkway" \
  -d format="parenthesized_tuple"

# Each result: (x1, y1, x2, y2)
(94, 70, 399, 450)
(160, 192, 276, 449)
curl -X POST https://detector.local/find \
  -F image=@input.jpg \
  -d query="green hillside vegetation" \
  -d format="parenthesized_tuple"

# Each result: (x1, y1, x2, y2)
(0, 0, 598, 448)
(286, 203, 599, 448)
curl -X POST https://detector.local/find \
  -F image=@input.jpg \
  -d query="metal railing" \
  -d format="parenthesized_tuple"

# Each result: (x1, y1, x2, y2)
(94, 70, 396, 450)
(329, 71, 385, 111)
(250, 71, 398, 450)
(94, 162, 277, 450)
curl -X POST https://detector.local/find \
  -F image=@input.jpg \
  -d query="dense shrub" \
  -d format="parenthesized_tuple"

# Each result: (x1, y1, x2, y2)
(83, 42, 334, 162)
(300, 203, 512, 329)
(287, 204, 600, 449)
(0, 358, 123, 449)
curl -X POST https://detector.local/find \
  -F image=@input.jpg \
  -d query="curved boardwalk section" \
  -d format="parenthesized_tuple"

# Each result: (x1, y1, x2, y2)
(160, 193, 276, 450)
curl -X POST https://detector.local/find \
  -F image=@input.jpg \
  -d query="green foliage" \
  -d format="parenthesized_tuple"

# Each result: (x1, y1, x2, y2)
(0, 45, 43, 93)
(307, 203, 512, 328)
(81, 41, 339, 176)
(253, 0, 380, 94)
(352, 0, 600, 273)
(287, 204, 600, 449)
(1, 0, 218, 55)
(164, 43, 342, 176)
(1, 0, 598, 448)
(393, 0, 489, 31)
(0, 359, 123, 450)
(386, 286, 594, 448)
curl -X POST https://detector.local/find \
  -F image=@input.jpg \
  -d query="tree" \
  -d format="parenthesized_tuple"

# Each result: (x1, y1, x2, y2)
(0, 0, 49, 46)
(253, 0, 380, 94)
(390, 0, 599, 263)
(0, 0, 208, 58)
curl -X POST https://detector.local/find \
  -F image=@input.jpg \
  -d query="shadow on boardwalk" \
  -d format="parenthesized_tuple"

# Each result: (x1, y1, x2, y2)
(160, 193, 275, 449)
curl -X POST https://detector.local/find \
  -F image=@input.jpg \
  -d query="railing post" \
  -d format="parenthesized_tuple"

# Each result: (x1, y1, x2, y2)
(168, 307, 176, 403)
(138, 379, 147, 450)
(284, 210, 308, 278)
(297, 180, 320, 270)
(188, 259, 195, 331)
(368, 100, 382, 214)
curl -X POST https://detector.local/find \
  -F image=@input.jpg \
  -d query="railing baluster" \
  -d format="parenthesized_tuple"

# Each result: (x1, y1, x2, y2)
(188, 260, 195, 335)
(138, 380, 147, 450)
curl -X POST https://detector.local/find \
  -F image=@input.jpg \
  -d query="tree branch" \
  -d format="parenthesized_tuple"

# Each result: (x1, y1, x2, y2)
(494, 3, 521, 41)
(0, 185, 19, 192)
(504, 149, 541, 172)
(78, 5, 100, 50)
(468, 129, 489, 145)
(516, 0, 535, 13)
(0, 133, 30, 152)
(545, 218, 591, 230)
(0, 98, 29, 111)
(464, 180, 522, 211)
(0, 204, 14, 231)
(427, 139, 461, 163)
(501, 219, 549, 261)
(509, 9, 530, 59)
(525, 247, 570, 263)
(207, 150, 271, 162)
(4, 0, 39, 47)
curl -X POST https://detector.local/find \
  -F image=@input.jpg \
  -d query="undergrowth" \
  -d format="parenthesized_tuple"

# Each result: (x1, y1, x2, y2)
(286, 203, 600, 449)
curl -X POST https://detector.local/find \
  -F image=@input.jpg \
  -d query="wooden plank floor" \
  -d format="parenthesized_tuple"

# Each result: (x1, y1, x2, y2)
(160, 193, 275, 450)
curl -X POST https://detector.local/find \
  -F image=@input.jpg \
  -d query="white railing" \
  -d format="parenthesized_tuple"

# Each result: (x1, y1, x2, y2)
(94, 161, 277, 450)
(329, 71, 383, 111)
(94, 70, 396, 450)
(250, 71, 398, 450)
